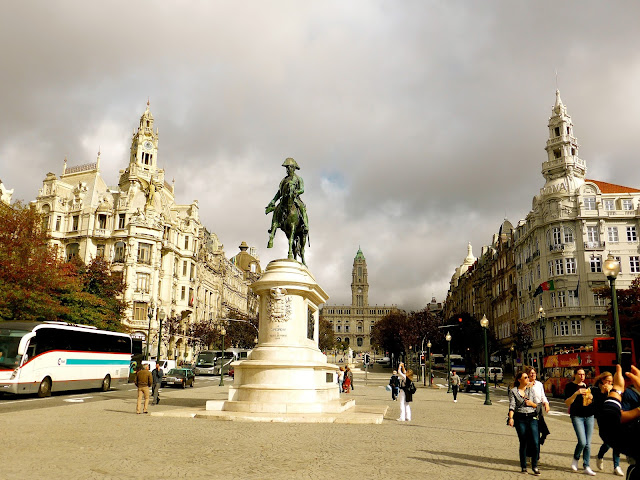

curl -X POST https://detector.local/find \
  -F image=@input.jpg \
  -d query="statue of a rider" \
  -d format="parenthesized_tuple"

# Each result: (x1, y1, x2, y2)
(265, 157, 309, 254)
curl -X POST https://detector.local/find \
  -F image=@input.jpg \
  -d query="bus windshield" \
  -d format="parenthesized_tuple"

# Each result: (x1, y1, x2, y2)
(0, 328, 29, 369)
(196, 352, 216, 366)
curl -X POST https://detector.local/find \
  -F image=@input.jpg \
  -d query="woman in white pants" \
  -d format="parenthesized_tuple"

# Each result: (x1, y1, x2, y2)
(397, 363, 412, 421)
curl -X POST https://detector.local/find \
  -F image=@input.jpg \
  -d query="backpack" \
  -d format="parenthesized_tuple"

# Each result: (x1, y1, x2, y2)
(405, 380, 416, 394)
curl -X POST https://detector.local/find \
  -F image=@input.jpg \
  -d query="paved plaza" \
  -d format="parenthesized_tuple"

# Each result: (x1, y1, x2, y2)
(3, 370, 628, 480)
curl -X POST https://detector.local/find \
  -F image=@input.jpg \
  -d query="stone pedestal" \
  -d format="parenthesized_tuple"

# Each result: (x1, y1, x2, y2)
(208, 259, 348, 414)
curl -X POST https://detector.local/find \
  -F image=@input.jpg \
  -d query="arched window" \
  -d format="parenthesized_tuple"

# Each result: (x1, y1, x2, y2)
(344, 337, 350, 345)
(40, 204, 51, 231)
(113, 241, 126, 263)
(357, 337, 363, 347)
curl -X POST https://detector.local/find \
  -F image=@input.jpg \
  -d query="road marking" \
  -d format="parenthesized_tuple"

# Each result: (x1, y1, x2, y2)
(547, 410, 570, 417)
(0, 397, 53, 404)
(63, 396, 93, 403)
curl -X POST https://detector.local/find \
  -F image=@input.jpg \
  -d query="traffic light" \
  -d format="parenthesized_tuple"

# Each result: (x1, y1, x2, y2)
(458, 317, 463, 324)
(420, 354, 426, 366)
(364, 353, 371, 365)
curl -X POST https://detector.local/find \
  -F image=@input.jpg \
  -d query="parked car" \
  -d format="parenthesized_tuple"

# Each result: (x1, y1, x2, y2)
(475, 367, 503, 382)
(227, 368, 234, 378)
(463, 375, 487, 393)
(376, 356, 391, 367)
(161, 368, 195, 388)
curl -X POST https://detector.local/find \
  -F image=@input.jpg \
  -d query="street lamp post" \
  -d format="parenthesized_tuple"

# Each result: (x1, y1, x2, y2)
(146, 302, 155, 360)
(446, 332, 452, 393)
(480, 315, 492, 405)
(538, 306, 547, 379)
(427, 340, 432, 387)
(156, 309, 166, 361)
(219, 326, 226, 386)
(510, 345, 515, 374)
(603, 254, 622, 366)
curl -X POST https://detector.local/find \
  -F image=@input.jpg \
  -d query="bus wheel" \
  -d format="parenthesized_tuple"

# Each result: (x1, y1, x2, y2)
(101, 375, 111, 392)
(38, 377, 52, 398)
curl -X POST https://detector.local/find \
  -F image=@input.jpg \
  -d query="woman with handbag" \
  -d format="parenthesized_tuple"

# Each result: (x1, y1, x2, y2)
(565, 367, 596, 475)
(397, 363, 414, 422)
(508, 371, 541, 475)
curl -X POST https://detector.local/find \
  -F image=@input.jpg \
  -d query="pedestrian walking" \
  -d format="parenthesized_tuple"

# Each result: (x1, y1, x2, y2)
(389, 370, 400, 401)
(591, 371, 623, 476)
(343, 366, 352, 393)
(508, 371, 541, 475)
(152, 362, 164, 405)
(565, 367, 596, 475)
(397, 363, 414, 421)
(494, 371, 499, 388)
(337, 366, 344, 394)
(450, 371, 460, 402)
(525, 366, 550, 447)
(135, 364, 153, 414)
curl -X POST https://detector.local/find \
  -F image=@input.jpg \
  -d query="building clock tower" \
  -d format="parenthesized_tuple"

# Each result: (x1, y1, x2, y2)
(351, 247, 369, 307)
(130, 100, 159, 174)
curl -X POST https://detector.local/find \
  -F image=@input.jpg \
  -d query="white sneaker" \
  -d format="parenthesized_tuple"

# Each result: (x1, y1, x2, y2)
(453, 399, 457, 403)
(584, 466, 596, 476)
(614, 466, 624, 476)
(571, 458, 579, 472)
(596, 458, 604, 471)
(396, 418, 404, 422)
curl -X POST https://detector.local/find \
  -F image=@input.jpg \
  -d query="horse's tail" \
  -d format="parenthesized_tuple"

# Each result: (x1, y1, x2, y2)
(307, 232, 310, 247)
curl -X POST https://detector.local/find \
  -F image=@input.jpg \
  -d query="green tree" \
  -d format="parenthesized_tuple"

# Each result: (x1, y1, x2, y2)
(187, 319, 220, 353)
(318, 317, 335, 351)
(515, 321, 533, 365)
(225, 315, 260, 349)
(370, 310, 407, 361)
(595, 276, 640, 354)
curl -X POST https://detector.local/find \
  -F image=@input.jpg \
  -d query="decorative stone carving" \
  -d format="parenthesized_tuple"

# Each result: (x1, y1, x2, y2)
(267, 287, 291, 322)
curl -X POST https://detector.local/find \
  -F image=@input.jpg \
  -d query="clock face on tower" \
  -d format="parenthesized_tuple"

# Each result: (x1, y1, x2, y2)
(143, 141, 153, 150)
(357, 288, 363, 293)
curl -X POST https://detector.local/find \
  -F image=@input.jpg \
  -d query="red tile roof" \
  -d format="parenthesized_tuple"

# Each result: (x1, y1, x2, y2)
(585, 179, 640, 194)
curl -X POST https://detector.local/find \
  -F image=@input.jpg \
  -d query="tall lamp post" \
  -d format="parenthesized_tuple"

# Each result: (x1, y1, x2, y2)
(538, 307, 547, 379)
(219, 326, 226, 386)
(480, 315, 492, 405)
(427, 340, 432, 387)
(603, 254, 622, 366)
(156, 309, 166, 360)
(510, 345, 515, 374)
(146, 301, 155, 360)
(446, 332, 452, 393)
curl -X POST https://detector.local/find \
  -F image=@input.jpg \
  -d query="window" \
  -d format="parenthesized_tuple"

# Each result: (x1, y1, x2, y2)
(552, 227, 562, 245)
(183, 261, 188, 276)
(72, 215, 79, 231)
(595, 319, 605, 336)
(66, 243, 79, 261)
(584, 197, 596, 210)
(587, 226, 599, 242)
(553, 149, 561, 159)
(607, 227, 619, 243)
(571, 320, 582, 336)
(114, 241, 126, 263)
(137, 242, 152, 264)
(336, 325, 341, 332)
(136, 273, 151, 293)
(344, 325, 350, 333)
(55, 216, 61, 231)
(604, 199, 615, 211)
(553, 322, 559, 336)
(565, 258, 576, 274)
(548, 261, 554, 277)
(590, 256, 602, 273)
(98, 214, 107, 229)
(554, 259, 564, 275)
(181, 286, 186, 300)
(133, 302, 148, 321)
(622, 199, 634, 211)
(118, 214, 126, 229)
(558, 291, 566, 308)
(550, 292, 556, 308)
(96, 244, 105, 258)
(357, 338, 363, 347)
(568, 290, 579, 307)
(627, 226, 638, 242)
(615, 256, 623, 273)
(184, 236, 189, 250)
(559, 320, 569, 336)
(630, 256, 640, 274)
(593, 293, 605, 307)
(564, 228, 574, 243)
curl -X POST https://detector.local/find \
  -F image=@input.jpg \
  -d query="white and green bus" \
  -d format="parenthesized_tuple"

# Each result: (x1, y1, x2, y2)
(0, 321, 133, 397)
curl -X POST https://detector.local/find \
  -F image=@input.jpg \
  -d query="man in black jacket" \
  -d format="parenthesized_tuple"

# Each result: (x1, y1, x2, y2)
(152, 363, 164, 405)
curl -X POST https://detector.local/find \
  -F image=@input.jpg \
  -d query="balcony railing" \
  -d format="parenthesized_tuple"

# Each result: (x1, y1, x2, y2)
(584, 241, 605, 250)
(549, 244, 564, 252)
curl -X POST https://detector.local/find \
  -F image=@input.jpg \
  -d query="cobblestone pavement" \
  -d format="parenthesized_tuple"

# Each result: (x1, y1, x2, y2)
(2, 370, 627, 480)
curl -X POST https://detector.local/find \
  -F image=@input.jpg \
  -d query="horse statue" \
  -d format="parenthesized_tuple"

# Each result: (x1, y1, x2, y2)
(266, 158, 309, 265)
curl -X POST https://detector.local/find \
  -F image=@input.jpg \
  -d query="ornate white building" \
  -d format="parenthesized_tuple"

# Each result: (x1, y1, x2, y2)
(31, 102, 259, 361)
(514, 90, 640, 368)
(320, 247, 400, 353)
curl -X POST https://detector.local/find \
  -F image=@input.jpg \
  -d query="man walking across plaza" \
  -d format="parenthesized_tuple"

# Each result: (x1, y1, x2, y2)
(451, 371, 461, 402)
(152, 362, 164, 405)
(135, 364, 153, 414)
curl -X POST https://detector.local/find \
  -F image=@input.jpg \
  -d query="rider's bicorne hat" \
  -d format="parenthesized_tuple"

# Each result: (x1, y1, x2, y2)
(282, 157, 300, 170)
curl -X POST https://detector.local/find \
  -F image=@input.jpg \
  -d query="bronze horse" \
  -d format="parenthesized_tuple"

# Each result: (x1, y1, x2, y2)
(266, 180, 308, 265)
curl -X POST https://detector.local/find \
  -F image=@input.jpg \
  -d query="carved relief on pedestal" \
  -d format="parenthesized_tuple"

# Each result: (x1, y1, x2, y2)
(267, 287, 292, 323)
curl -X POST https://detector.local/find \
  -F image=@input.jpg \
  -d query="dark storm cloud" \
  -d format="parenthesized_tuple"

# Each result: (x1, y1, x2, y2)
(2, 1, 640, 309)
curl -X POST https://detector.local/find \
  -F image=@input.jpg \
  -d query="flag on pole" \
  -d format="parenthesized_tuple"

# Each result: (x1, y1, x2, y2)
(533, 280, 555, 297)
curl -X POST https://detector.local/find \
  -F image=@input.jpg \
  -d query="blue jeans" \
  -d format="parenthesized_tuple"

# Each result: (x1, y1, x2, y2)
(571, 415, 595, 467)
(515, 414, 539, 469)
(597, 443, 620, 468)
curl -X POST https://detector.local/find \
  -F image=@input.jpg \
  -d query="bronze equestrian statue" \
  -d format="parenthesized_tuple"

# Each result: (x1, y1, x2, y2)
(265, 158, 309, 265)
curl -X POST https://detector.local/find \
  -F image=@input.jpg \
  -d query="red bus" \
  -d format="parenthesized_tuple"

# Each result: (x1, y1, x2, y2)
(543, 337, 636, 397)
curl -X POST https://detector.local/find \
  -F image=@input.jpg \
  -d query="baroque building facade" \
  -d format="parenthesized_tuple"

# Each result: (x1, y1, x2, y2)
(445, 90, 640, 370)
(31, 103, 259, 361)
(320, 247, 400, 353)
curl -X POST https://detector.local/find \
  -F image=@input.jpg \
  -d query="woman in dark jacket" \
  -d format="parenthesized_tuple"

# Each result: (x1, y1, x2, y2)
(592, 371, 623, 475)
(564, 368, 596, 475)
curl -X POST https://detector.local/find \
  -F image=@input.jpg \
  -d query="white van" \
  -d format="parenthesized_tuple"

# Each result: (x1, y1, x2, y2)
(475, 366, 503, 381)
(142, 359, 176, 373)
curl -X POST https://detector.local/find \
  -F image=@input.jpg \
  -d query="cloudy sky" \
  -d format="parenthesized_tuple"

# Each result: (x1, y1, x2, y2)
(2, 2, 640, 311)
